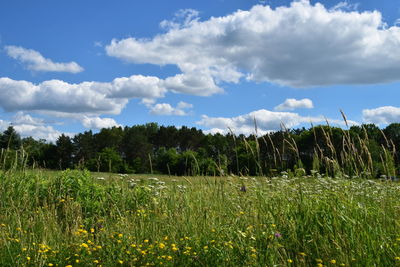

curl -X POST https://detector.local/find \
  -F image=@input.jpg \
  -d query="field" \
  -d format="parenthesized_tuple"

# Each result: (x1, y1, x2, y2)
(1, 169, 400, 266)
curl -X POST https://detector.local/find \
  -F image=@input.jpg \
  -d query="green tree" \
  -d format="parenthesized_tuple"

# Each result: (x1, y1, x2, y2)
(0, 126, 21, 150)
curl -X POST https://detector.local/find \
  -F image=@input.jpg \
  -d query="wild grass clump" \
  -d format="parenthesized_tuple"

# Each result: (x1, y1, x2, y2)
(1, 170, 400, 266)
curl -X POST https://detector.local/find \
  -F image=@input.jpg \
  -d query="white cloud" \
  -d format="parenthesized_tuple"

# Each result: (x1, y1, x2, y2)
(0, 113, 69, 142)
(14, 124, 68, 142)
(274, 98, 314, 111)
(0, 75, 167, 117)
(197, 109, 356, 135)
(5, 45, 84, 73)
(330, 1, 359, 12)
(177, 101, 193, 109)
(163, 72, 223, 96)
(150, 101, 193, 116)
(81, 116, 120, 129)
(106, 0, 400, 89)
(160, 9, 200, 30)
(13, 111, 45, 126)
(362, 106, 400, 124)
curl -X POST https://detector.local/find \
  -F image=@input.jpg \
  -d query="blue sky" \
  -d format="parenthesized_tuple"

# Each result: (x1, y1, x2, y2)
(0, 0, 400, 141)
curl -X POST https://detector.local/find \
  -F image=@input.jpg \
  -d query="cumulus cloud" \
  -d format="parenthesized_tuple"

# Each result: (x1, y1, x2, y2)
(81, 116, 120, 129)
(150, 101, 193, 116)
(160, 9, 200, 30)
(0, 113, 69, 142)
(5, 45, 84, 73)
(13, 111, 45, 126)
(14, 124, 68, 142)
(106, 0, 400, 89)
(274, 98, 314, 111)
(0, 75, 167, 117)
(197, 109, 356, 135)
(362, 106, 400, 124)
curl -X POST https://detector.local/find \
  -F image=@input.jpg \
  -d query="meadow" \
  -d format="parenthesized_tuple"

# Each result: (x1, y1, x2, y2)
(1, 169, 400, 266)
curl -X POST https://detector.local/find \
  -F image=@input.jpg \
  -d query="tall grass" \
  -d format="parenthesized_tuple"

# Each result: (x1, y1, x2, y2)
(1, 170, 400, 266)
(0, 120, 399, 266)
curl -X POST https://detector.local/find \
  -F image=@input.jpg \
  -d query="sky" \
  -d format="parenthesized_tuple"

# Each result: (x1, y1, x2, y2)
(0, 0, 400, 141)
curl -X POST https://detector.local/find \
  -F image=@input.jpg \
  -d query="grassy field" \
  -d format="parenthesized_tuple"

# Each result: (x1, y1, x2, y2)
(1, 169, 400, 266)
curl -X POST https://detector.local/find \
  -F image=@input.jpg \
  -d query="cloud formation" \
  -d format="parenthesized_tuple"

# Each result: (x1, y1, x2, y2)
(362, 106, 400, 124)
(0, 112, 69, 142)
(274, 98, 313, 111)
(0, 75, 168, 116)
(5, 46, 84, 73)
(197, 109, 356, 135)
(81, 116, 120, 129)
(106, 0, 400, 89)
(150, 101, 193, 116)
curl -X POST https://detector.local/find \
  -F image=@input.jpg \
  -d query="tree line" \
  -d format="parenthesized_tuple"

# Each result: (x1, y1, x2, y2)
(1, 122, 399, 177)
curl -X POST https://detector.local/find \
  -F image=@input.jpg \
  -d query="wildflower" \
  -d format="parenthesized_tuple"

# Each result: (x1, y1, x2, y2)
(80, 243, 89, 248)
(76, 259, 80, 263)
(66, 265, 73, 267)
(395, 257, 400, 261)
(94, 260, 99, 264)
(274, 232, 282, 238)
(26, 256, 31, 261)
(48, 264, 54, 266)
(159, 243, 166, 249)
(118, 260, 124, 264)
(90, 228, 95, 233)
(251, 254, 257, 258)
(118, 233, 123, 238)
(298, 252, 306, 256)
(287, 259, 293, 263)
(167, 256, 173, 260)
(144, 239, 149, 243)
(330, 259, 337, 264)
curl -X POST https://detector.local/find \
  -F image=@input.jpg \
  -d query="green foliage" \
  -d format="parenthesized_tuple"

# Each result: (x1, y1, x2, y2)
(4, 122, 400, 178)
(0, 126, 21, 150)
